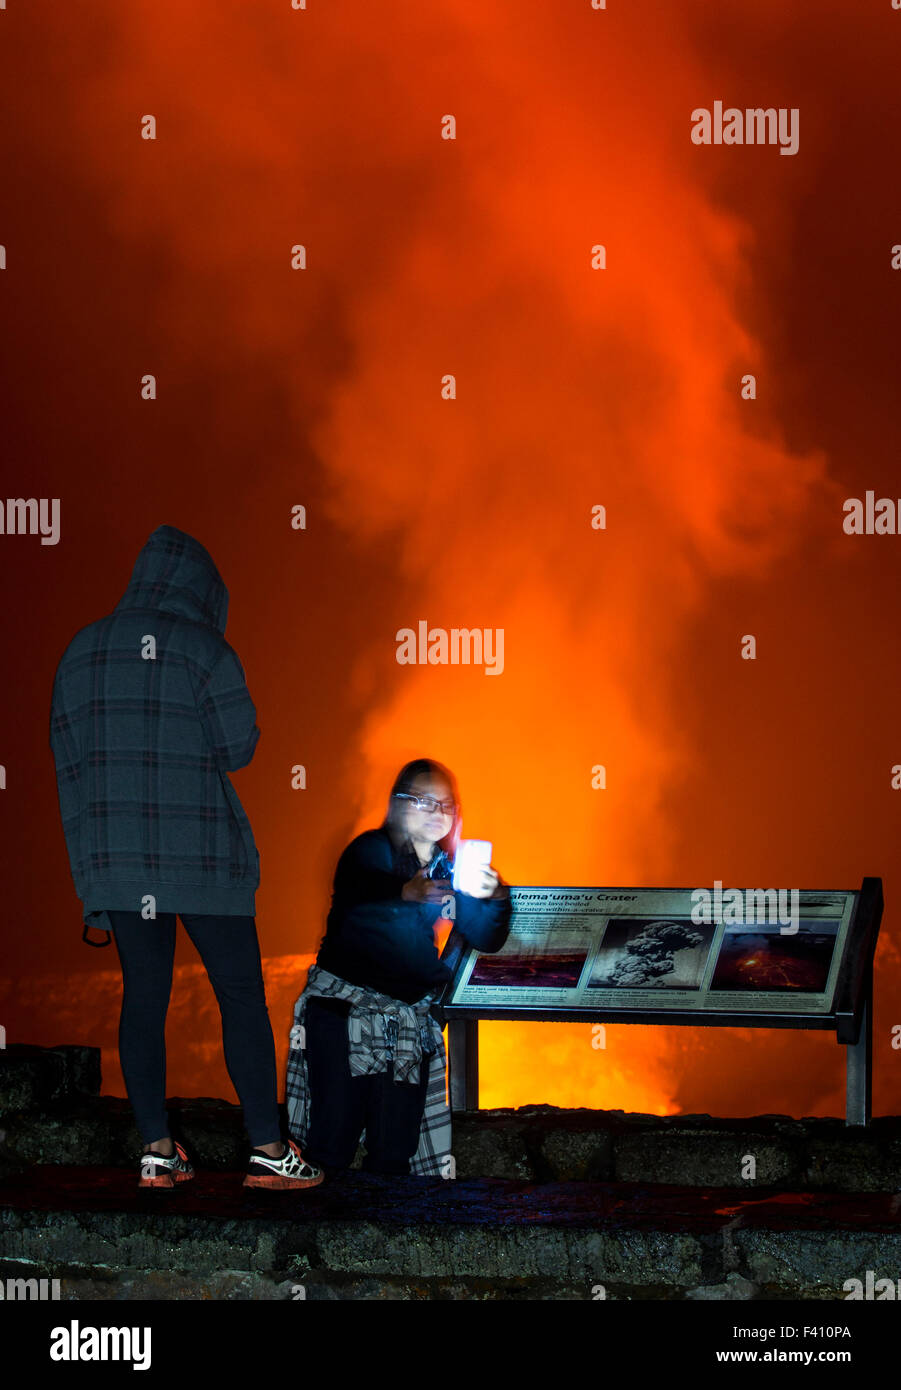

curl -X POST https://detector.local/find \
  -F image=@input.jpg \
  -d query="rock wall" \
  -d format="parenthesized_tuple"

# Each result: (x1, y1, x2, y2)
(2, 1043, 899, 1191)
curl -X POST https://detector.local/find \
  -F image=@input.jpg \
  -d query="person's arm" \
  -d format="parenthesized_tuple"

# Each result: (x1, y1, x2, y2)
(451, 881, 512, 953)
(196, 645, 260, 770)
(48, 666, 87, 897)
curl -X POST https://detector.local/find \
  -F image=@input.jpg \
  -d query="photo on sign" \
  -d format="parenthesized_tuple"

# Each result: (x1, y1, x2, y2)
(467, 947, 588, 989)
(585, 916, 716, 991)
(709, 919, 840, 993)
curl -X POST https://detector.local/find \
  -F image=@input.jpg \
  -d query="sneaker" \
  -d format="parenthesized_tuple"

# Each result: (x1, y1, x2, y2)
(243, 1138, 324, 1190)
(139, 1140, 194, 1189)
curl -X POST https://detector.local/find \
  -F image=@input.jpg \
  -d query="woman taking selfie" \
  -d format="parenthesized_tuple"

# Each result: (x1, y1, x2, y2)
(286, 757, 511, 1176)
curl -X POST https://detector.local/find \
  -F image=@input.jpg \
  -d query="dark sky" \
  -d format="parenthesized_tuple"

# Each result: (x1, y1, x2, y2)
(1, 0, 900, 1115)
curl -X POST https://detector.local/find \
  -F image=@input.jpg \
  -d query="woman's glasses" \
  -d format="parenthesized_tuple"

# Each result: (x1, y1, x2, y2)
(394, 792, 456, 816)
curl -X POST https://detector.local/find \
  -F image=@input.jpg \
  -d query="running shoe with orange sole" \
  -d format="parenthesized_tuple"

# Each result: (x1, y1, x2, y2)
(139, 1140, 195, 1189)
(243, 1138, 323, 1189)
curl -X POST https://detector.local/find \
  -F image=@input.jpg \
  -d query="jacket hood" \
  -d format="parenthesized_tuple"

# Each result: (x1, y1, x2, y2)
(114, 525, 229, 632)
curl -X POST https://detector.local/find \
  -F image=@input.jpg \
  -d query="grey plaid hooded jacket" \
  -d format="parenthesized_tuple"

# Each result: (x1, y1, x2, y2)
(49, 525, 261, 938)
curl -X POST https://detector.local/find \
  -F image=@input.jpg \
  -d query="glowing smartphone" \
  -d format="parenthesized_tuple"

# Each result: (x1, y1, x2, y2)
(452, 839, 493, 894)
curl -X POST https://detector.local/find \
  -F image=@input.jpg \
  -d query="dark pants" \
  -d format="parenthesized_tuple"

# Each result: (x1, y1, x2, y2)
(108, 911, 281, 1148)
(303, 996, 429, 1175)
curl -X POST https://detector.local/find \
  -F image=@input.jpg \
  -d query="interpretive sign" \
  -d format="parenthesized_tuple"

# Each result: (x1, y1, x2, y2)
(440, 878, 882, 1126)
(446, 887, 855, 1017)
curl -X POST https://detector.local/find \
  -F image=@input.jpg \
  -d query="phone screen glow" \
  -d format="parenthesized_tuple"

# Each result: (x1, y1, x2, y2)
(452, 839, 492, 894)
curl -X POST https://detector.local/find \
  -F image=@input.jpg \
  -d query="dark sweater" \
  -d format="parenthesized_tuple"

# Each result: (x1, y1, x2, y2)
(316, 827, 511, 1003)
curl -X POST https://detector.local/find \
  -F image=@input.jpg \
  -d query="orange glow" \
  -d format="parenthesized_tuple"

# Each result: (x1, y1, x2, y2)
(3, 0, 900, 1123)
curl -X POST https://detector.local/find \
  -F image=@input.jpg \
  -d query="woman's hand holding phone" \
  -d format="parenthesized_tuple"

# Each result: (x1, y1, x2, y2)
(464, 864, 504, 899)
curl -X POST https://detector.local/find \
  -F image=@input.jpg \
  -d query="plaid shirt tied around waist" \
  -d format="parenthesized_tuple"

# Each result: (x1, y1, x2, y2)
(285, 963, 452, 1177)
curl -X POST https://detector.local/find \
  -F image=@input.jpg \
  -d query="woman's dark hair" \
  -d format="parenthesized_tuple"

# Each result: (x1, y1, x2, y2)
(382, 757, 461, 879)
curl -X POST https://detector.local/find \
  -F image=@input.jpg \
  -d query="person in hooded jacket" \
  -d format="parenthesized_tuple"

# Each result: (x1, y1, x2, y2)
(48, 524, 322, 1190)
(286, 757, 511, 1176)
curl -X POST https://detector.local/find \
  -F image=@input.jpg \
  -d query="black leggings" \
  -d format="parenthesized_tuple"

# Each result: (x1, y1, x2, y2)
(108, 911, 281, 1148)
(303, 996, 430, 1175)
